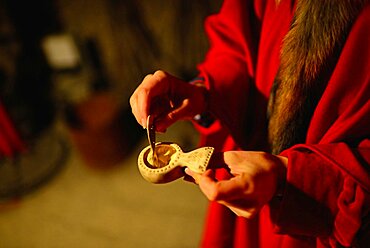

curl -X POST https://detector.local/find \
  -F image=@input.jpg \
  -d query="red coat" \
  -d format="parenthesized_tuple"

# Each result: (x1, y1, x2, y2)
(194, 0, 370, 247)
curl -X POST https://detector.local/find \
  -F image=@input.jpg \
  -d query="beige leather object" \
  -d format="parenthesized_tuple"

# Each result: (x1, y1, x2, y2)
(138, 142, 214, 184)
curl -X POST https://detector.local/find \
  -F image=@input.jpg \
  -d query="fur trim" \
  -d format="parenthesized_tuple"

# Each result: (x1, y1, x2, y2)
(268, 0, 368, 154)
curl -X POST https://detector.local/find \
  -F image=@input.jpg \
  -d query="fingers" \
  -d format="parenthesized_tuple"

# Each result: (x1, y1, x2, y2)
(155, 98, 192, 132)
(130, 69, 209, 131)
(130, 74, 153, 127)
(199, 171, 247, 202)
(185, 168, 258, 218)
(130, 70, 170, 128)
(185, 168, 245, 202)
(130, 70, 191, 131)
(184, 167, 203, 184)
(183, 172, 196, 184)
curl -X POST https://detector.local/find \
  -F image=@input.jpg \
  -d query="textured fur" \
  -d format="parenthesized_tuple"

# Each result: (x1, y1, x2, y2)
(267, 0, 368, 154)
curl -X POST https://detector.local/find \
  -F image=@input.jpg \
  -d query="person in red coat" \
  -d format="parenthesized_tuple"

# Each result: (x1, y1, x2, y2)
(130, 0, 370, 247)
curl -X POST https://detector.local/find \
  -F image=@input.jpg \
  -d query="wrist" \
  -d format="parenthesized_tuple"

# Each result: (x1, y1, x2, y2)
(274, 155, 288, 199)
(189, 77, 215, 127)
(192, 82, 209, 114)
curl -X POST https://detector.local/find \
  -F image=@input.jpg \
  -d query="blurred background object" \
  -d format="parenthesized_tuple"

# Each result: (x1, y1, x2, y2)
(0, 0, 69, 200)
(0, 0, 222, 247)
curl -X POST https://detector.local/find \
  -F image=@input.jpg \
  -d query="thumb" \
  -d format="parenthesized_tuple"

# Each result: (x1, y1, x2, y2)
(184, 167, 202, 184)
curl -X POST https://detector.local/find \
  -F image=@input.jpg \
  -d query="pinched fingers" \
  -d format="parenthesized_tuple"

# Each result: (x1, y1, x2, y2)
(130, 73, 153, 127)
(197, 170, 249, 202)
(155, 98, 193, 132)
(185, 168, 241, 201)
(186, 168, 259, 219)
(129, 70, 171, 127)
(184, 167, 203, 184)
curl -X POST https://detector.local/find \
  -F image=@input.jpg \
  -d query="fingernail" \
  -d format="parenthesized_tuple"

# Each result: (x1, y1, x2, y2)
(184, 168, 192, 176)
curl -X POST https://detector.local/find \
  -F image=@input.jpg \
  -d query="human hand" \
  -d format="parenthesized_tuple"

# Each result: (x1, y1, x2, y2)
(185, 151, 288, 218)
(129, 70, 208, 132)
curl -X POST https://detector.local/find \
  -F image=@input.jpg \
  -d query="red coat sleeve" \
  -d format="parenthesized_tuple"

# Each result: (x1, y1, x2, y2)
(272, 5, 370, 247)
(276, 142, 370, 247)
(196, 0, 264, 148)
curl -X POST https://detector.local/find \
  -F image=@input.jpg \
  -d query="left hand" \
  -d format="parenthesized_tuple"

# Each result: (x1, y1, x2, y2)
(185, 151, 288, 218)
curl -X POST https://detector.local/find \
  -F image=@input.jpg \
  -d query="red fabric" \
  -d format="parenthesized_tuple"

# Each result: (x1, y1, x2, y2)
(0, 101, 26, 157)
(193, 0, 370, 247)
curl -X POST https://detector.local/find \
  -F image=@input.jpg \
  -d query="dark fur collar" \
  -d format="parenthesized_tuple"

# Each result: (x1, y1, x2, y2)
(267, 0, 368, 154)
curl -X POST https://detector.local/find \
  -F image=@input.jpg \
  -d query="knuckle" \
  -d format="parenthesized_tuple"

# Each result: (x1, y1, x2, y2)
(137, 87, 150, 98)
(129, 95, 135, 105)
(207, 184, 222, 201)
(143, 73, 153, 81)
(182, 99, 190, 108)
(207, 191, 218, 201)
(153, 70, 166, 79)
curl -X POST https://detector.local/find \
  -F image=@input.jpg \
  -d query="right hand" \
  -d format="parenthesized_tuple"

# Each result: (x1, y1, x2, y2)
(185, 151, 288, 218)
(130, 70, 208, 132)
